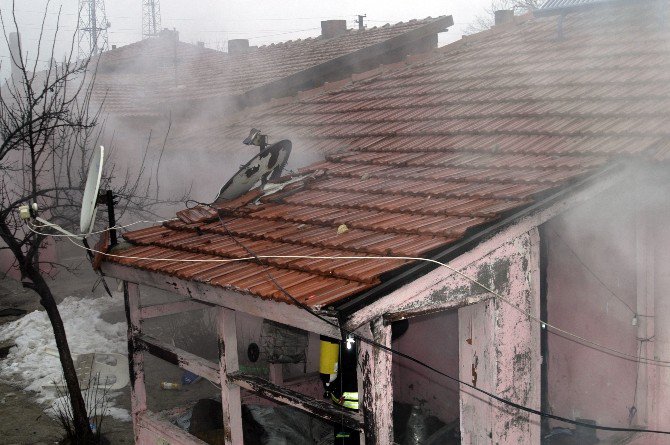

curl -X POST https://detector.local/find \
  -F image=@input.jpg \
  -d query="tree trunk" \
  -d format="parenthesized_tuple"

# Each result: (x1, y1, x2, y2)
(24, 269, 95, 444)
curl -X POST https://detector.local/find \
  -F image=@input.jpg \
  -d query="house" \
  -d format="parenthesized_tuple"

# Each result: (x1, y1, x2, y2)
(92, 16, 453, 119)
(87, 16, 454, 204)
(99, 0, 670, 444)
(0, 15, 453, 278)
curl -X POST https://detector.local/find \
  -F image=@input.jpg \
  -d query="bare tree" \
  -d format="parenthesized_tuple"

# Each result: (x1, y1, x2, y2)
(466, 0, 543, 34)
(0, 2, 179, 443)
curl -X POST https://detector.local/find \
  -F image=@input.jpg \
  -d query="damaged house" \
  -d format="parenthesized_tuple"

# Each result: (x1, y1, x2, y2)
(91, 0, 670, 444)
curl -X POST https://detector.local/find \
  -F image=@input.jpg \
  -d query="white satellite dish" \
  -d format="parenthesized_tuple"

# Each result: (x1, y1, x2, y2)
(214, 140, 292, 203)
(80, 145, 104, 234)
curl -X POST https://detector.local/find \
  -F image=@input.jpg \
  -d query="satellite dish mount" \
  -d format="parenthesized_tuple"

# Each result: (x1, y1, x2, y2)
(243, 128, 269, 152)
(214, 130, 292, 203)
(18, 145, 116, 295)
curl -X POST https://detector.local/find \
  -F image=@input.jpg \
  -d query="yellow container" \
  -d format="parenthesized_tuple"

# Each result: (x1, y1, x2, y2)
(319, 339, 339, 375)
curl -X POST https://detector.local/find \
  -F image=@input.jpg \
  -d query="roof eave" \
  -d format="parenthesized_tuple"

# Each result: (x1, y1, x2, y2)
(338, 161, 632, 322)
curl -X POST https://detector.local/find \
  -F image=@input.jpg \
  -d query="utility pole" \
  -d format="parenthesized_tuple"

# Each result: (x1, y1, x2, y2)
(357, 14, 366, 31)
(142, 0, 162, 39)
(78, 0, 110, 58)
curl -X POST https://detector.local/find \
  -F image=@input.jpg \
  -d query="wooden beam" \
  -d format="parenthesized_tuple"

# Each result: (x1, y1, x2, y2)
(137, 334, 219, 383)
(123, 282, 147, 443)
(357, 318, 393, 445)
(345, 166, 629, 331)
(140, 299, 211, 319)
(268, 363, 283, 386)
(217, 308, 243, 445)
(136, 410, 208, 445)
(229, 372, 364, 431)
(101, 262, 341, 339)
(383, 292, 491, 323)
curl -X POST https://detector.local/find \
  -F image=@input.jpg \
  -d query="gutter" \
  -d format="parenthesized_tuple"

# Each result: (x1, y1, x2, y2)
(336, 161, 627, 318)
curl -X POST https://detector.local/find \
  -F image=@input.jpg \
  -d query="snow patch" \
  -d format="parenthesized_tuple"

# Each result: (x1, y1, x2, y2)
(0, 295, 130, 421)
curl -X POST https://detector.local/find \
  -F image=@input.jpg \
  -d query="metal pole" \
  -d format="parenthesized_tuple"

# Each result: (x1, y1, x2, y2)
(105, 189, 117, 247)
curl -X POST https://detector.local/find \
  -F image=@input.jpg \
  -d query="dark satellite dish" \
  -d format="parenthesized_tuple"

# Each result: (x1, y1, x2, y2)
(214, 139, 292, 203)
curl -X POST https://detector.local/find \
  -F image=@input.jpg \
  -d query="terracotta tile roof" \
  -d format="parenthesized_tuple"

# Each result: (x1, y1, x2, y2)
(91, 17, 451, 116)
(107, 0, 670, 309)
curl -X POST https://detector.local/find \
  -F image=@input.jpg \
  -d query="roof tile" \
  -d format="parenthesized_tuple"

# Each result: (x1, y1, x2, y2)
(108, 1, 670, 309)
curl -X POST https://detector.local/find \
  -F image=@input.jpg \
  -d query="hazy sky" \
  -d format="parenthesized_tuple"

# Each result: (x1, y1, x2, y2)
(0, 0, 494, 78)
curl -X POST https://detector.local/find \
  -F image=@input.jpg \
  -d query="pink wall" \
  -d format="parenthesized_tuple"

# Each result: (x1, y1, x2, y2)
(649, 199, 670, 435)
(545, 174, 670, 438)
(392, 310, 460, 423)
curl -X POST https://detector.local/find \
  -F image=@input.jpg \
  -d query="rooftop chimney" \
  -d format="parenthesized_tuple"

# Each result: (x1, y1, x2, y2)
(9, 32, 21, 79)
(159, 28, 179, 42)
(321, 20, 347, 39)
(228, 39, 250, 54)
(494, 10, 515, 26)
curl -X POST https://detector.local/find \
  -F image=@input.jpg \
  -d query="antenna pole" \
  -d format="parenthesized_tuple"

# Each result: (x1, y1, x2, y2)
(105, 190, 117, 247)
(357, 14, 366, 30)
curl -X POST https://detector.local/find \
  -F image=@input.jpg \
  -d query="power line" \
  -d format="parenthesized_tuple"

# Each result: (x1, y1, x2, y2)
(207, 207, 670, 436)
(23, 217, 670, 434)
(549, 227, 651, 317)
(28, 221, 670, 368)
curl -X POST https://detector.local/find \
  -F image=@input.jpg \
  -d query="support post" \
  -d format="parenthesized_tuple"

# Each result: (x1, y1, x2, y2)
(123, 281, 147, 442)
(216, 308, 243, 445)
(458, 229, 541, 444)
(357, 317, 393, 445)
(268, 363, 283, 386)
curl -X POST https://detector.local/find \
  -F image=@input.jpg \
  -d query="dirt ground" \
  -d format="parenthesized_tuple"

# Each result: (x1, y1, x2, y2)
(0, 262, 222, 445)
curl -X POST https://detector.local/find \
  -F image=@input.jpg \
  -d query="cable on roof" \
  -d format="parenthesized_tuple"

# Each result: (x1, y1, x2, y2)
(207, 206, 670, 436)
(30, 218, 178, 237)
(29, 220, 670, 368)
(25, 218, 670, 434)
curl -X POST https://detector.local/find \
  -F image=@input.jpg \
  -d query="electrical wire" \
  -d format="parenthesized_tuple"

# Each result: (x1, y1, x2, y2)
(548, 227, 652, 317)
(207, 207, 670, 436)
(29, 218, 177, 237)
(28, 221, 670, 368)
(38, 221, 667, 367)
(24, 219, 670, 434)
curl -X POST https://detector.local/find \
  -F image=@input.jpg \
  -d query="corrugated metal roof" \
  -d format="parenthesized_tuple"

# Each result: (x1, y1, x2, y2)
(107, 0, 670, 309)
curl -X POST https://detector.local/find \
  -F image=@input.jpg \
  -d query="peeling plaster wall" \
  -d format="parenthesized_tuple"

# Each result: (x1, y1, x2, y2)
(392, 310, 460, 422)
(390, 229, 541, 441)
(459, 229, 541, 444)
